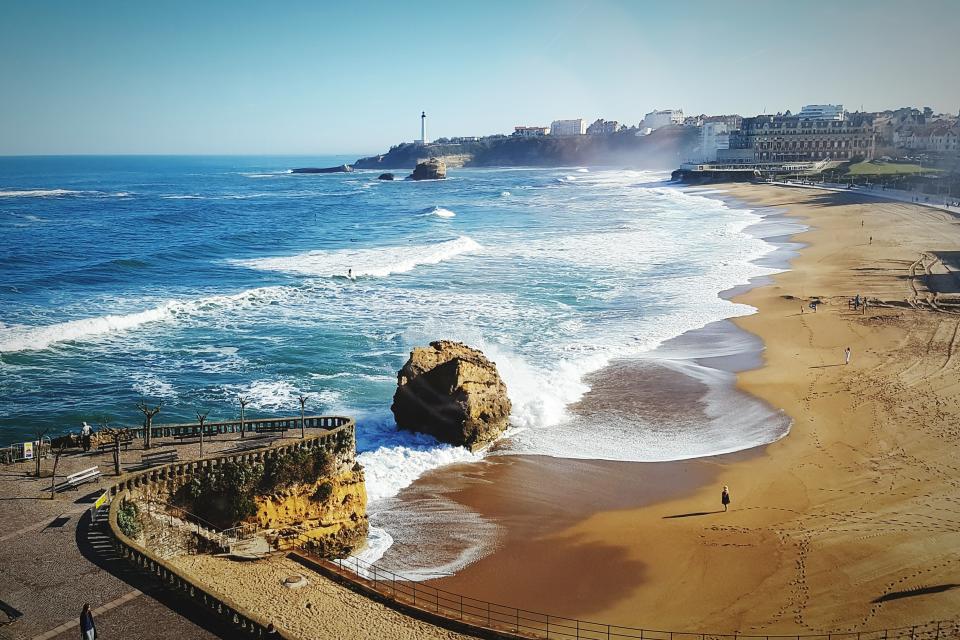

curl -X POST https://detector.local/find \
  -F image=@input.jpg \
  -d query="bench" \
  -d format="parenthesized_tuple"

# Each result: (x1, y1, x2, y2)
(140, 450, 179, 468)
(55, 466, 101, 492)
(254, 424, 289, 434)
(227, 437, 277, 453)
(174, 431, 220, 443)
(97, 438, 133, 453)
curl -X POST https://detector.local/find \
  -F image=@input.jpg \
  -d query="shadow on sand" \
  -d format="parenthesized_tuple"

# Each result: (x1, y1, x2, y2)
(663, 510, 725, 519)
(872, 583, 959, 603)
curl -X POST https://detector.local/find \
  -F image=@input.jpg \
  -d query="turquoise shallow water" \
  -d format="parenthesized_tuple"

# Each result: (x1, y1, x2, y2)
(0, 156, 785, 510)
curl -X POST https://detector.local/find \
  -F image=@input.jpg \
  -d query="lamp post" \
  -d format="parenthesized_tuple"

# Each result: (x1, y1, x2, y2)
(298, 395, 307, 439)
(197, 411, 208, 459)
(238, 396, 249, 439)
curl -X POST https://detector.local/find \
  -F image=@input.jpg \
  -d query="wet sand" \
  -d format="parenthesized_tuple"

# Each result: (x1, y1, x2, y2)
(379, 320, 773, 617)
(390, 184, 960, 633)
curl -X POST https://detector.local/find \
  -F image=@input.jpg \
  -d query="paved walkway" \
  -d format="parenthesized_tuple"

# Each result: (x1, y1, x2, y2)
(0, 434, 295, 640)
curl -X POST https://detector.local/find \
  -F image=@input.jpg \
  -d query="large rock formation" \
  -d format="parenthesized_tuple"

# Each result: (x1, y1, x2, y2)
(391, 340, 511, 450)
(407, 157, 447, 180)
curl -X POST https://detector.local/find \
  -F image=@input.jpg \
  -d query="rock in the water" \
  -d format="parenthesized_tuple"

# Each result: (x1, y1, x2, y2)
(391, 340, 511, 450)
(407, 157, 447, 181)
(377, 173, 395, 181)
(291, 164, 354, 174)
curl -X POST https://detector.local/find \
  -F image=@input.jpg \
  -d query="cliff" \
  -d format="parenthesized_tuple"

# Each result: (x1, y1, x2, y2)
(256, 468, 367, 557)
(353, 126, 698, 170)
(129, 433, 369, 559)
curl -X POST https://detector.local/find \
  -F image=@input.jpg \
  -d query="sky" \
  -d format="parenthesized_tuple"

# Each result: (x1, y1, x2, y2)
(1, 0, 959, 156)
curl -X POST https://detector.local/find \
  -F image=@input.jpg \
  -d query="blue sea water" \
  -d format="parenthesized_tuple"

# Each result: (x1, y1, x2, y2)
(0, 156, 787, 521)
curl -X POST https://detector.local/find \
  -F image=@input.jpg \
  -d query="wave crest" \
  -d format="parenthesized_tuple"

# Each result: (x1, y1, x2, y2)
(230, 236, 481, 278)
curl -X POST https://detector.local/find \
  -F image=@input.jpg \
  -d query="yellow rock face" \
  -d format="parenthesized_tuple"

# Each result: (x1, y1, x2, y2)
(254, 470, 368, 557)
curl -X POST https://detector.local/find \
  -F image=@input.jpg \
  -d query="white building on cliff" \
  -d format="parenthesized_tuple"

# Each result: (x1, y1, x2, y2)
(641, 109, 684, 130)
(550, 119, 586, 136)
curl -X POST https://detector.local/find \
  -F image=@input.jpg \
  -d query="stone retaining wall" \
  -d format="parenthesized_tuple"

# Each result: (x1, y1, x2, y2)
(103, 417, 356, 639)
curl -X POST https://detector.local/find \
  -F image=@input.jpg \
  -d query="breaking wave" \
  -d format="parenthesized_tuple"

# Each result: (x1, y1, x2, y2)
(229, 236, 481, 278)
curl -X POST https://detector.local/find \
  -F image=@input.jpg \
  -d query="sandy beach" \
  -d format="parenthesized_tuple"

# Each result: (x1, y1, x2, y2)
(408, 184, 960, 634)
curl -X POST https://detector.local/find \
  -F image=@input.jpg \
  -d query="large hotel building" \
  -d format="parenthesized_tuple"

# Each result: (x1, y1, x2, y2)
(726, 110, 877, 163)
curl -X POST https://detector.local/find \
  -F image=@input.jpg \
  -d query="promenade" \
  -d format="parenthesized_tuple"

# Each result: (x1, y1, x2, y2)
(0, 435, 256, 640)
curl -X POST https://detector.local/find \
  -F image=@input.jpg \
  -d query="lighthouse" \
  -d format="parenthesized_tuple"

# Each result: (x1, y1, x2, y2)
(420, 111, 428, 145)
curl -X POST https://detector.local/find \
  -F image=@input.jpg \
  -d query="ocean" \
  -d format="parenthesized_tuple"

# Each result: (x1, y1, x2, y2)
(0, 155, 793, 566)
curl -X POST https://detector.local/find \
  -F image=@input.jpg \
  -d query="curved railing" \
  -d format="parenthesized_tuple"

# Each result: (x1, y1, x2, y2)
(128, 414, 347, 440)
(99, 416, 356, 639)
(292, 552, 960, 640)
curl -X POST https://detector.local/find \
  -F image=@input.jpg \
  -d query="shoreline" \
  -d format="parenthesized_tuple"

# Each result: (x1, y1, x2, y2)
(383, 182, 960, 632)
(372, 186, 804, 612)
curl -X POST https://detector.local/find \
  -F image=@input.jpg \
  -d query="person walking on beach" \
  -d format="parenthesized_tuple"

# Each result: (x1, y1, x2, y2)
(80, 422, 92, 452)
(80, 603, 96, 640)
(844, 347, 852, 365)
(721, 485, 731, 512)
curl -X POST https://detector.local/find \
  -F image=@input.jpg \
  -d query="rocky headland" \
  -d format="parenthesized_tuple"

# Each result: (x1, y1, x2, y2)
(391, 340, 511, 450)
(353, 126, 698, 170)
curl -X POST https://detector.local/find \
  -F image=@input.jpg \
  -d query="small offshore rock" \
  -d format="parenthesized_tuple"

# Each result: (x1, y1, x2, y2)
(377, 173, 395, 181)
(407, 157, 447, 181)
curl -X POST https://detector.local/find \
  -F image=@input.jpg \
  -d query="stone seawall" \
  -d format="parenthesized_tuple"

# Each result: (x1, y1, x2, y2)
(103, 417, 361, 639)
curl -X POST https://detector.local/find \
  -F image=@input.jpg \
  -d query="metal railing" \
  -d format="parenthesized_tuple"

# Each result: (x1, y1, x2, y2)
(128, 415, 347, 440)
(303, 553, 960, 640)
(144, 499, 259, 550)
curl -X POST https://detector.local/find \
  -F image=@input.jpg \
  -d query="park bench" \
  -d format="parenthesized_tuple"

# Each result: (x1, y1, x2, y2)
(97, 438, 133, 453)
(174, 431, 220, 444)
(55, 466, 101, 492)
(255, 423, 289, 434)
(140, 450, 179, 468)
(227, 437, 276, 453)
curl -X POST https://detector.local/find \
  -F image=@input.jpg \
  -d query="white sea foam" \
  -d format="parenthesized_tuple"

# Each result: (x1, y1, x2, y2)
(162, 194, 204, 200)
(131, 372, 177, 399)
(230, 236, 481, 278)
(500, 191, 511, 197)
(422, 206, 456, 218)
(0, 189, 82, 197)
(0, 285, 298, 353)
(0, 189, 130, 198)
(358, 441, 480, 503)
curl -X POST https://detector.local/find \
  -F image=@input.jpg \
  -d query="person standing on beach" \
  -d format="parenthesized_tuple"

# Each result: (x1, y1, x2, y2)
(80, 422, 92, 452)
(80, 603, 96, 640)
(844, 347, 852, 365)
(721, 485, 731, 512)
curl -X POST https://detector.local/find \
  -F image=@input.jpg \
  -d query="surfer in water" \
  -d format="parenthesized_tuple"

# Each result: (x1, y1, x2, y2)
(347, 268, 353, 280)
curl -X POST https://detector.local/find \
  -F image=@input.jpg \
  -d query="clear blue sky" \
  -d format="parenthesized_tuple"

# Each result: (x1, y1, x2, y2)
(2, 0, 958, 155)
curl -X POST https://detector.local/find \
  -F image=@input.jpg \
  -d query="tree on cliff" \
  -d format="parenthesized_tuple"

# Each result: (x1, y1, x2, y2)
(31, 427, 49, 478)
(137, 399, 163, 450)
(99, 419, 128, 476)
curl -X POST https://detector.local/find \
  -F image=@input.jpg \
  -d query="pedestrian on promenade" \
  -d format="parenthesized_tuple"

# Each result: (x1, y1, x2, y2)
(845, 347, 852, 365)
(869, 236, 873, 245)
(80, 603, 96, 640)
(721, 485, 731, 512)
(266, 623, 279, 636)
(81, 422, 92, 453)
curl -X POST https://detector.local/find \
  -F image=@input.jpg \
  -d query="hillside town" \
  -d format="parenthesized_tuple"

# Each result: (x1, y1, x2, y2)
(416, 104, 960, 197)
